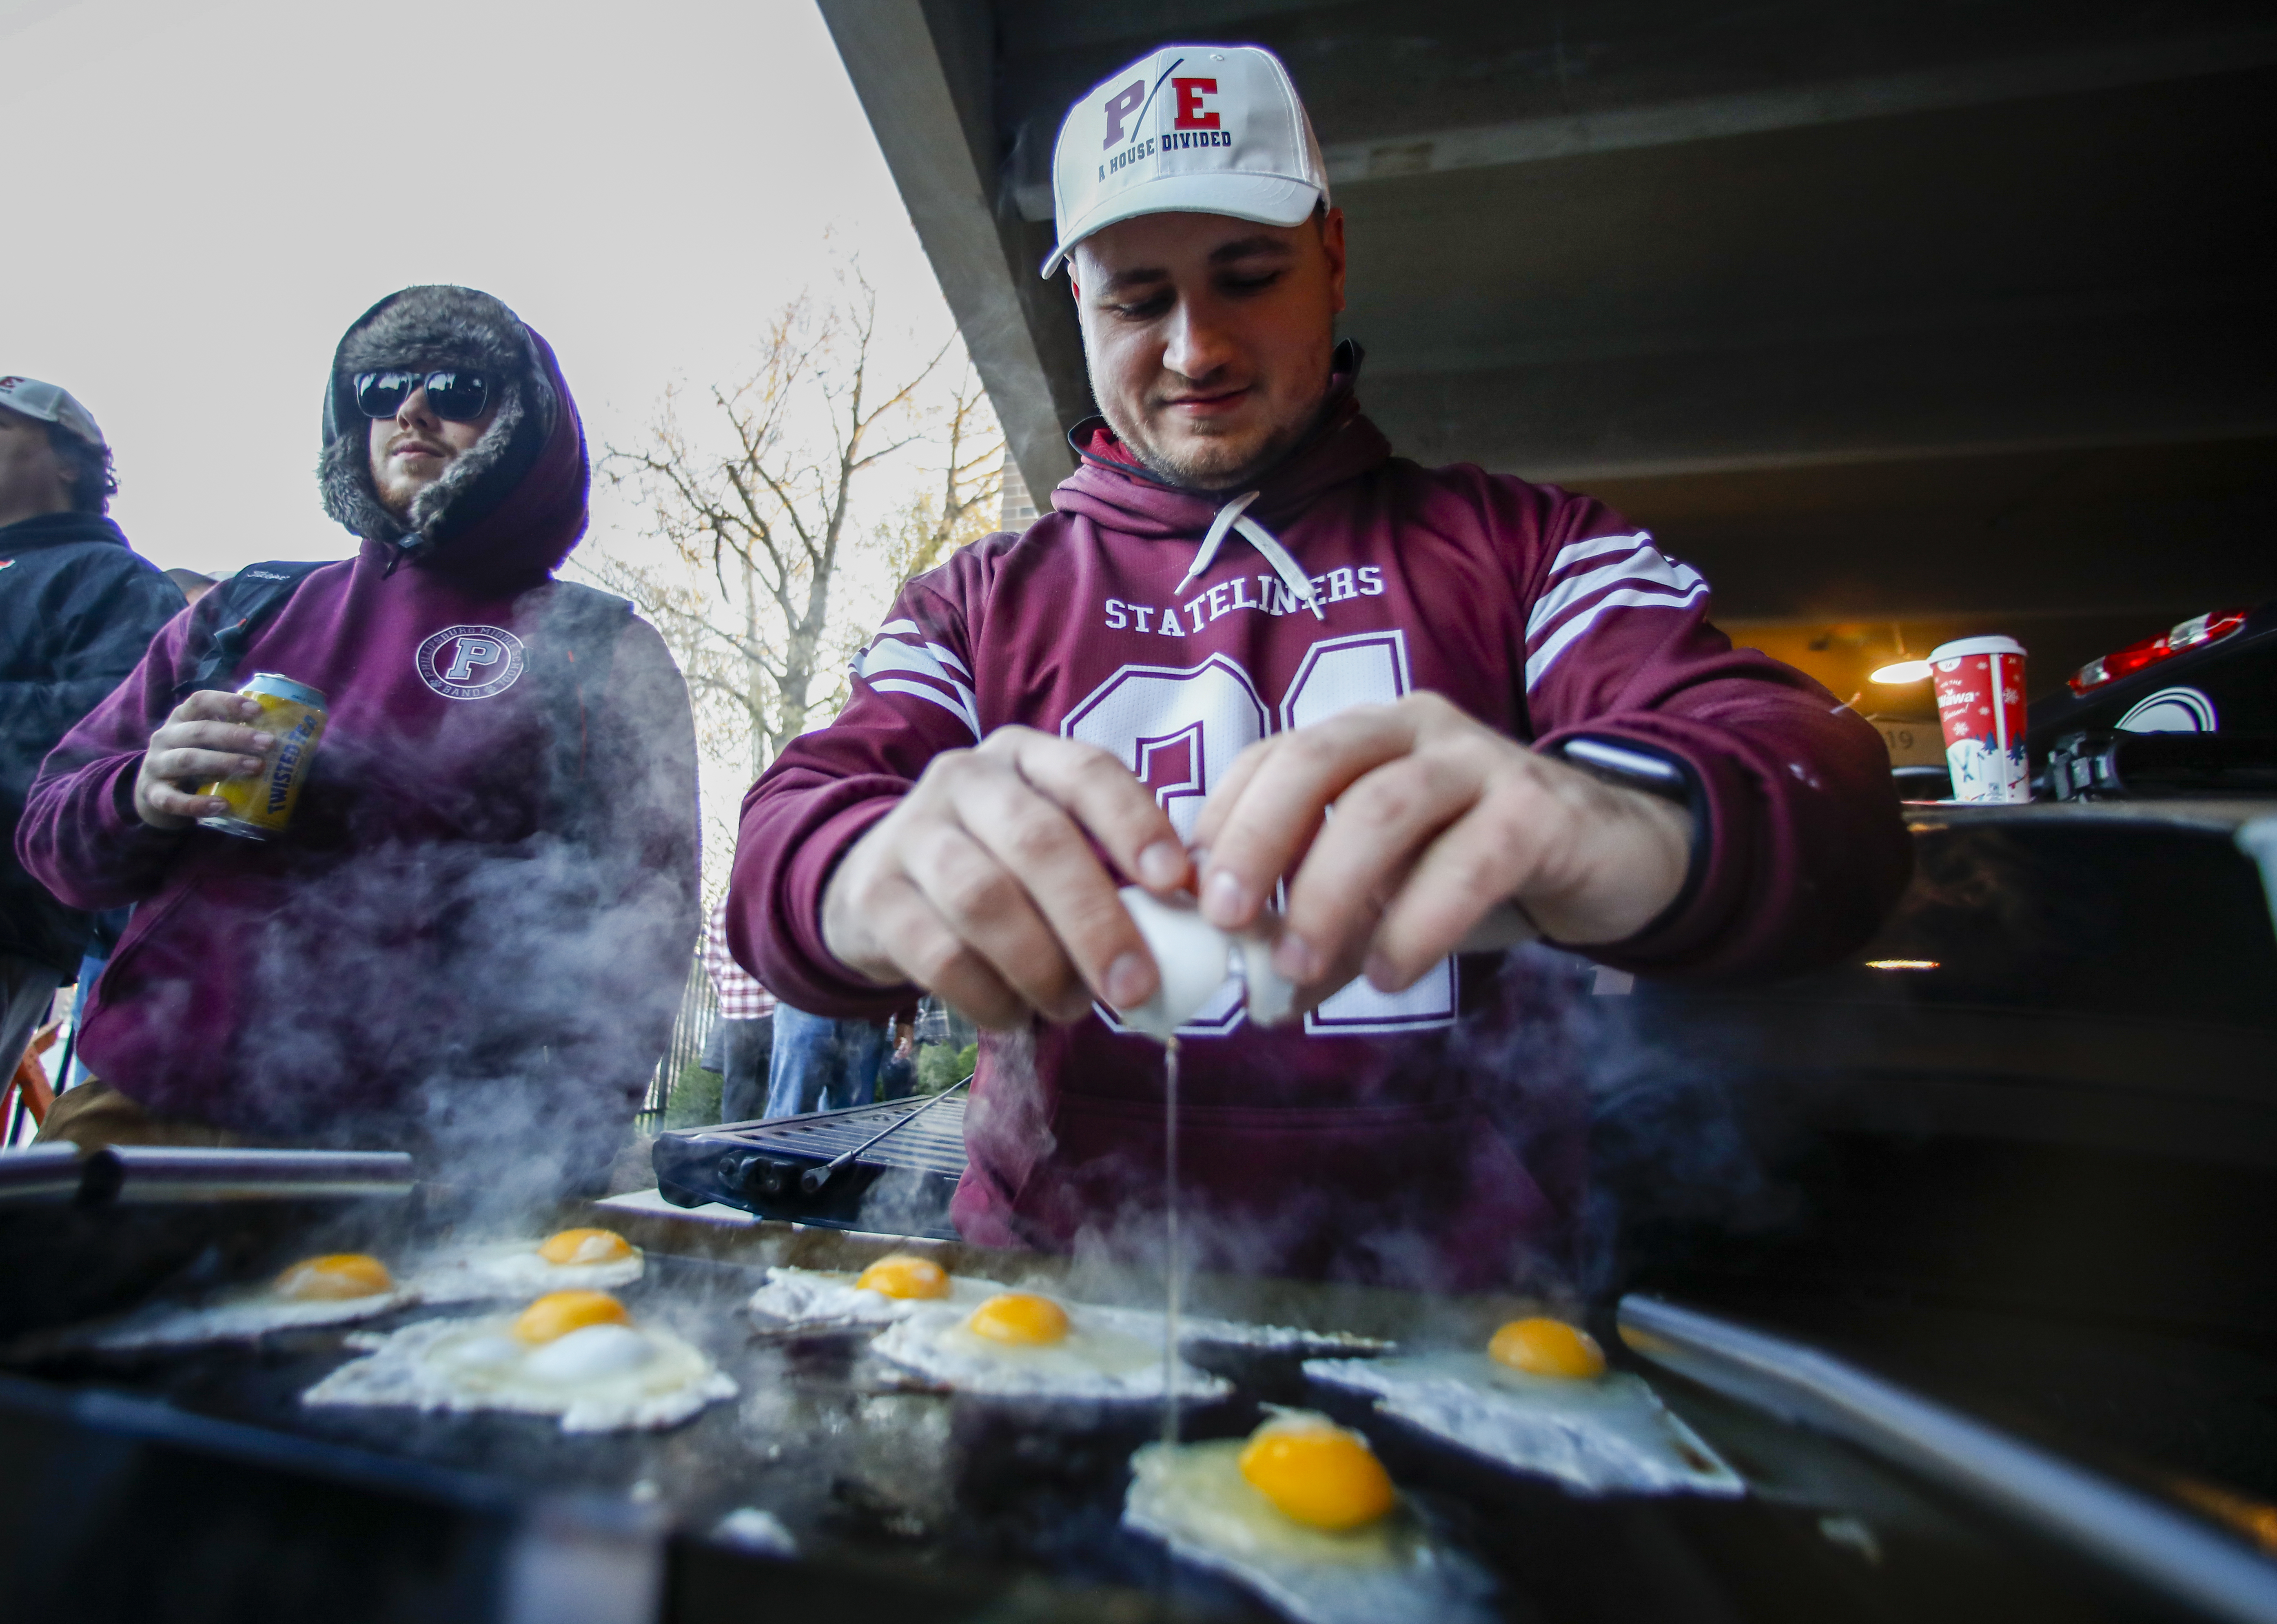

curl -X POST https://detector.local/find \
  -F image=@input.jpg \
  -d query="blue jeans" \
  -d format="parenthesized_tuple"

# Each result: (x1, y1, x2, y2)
(714, 1015, 774, 1123)
(63, 949, 105, 1089)
(765, 1006, 887, 1118)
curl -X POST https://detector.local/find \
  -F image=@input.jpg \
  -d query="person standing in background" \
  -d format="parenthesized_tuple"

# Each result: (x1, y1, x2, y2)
(58, 569, 210, 1089)
(765, 1004, 895, 1118)
(0, 377, 184, 1082)
(701, 897, 776, 1122)
(18, 289, 698, 1191)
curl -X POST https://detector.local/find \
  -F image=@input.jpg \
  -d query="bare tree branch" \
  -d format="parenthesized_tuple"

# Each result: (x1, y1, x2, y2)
(585, 270, 1002, 781)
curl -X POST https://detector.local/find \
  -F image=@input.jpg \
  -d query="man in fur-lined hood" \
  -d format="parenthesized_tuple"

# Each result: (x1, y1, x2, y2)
(318, 285, 561, 562)
(20, 287, 699, 1199)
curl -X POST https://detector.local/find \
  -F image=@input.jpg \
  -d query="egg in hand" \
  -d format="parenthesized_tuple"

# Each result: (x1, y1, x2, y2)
(408, 1227, 644, 1303)
(302, 1288, 734, 1433)
(869, 1291, 1230, 1402)
(1124, 1410, 1496, 1624)
(1305, 1316, 1742, 1496)
(9, 1252, 414, 1357)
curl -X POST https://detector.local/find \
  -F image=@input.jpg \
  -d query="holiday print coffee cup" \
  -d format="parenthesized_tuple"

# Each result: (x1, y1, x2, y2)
(1929, 635, 2030, 803)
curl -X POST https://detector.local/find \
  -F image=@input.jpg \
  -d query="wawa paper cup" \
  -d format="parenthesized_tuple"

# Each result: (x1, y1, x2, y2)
(1929, 636, 2031, 803)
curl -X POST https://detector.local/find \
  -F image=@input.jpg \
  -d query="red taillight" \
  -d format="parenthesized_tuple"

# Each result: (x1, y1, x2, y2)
(2068, 608, 2249, 695)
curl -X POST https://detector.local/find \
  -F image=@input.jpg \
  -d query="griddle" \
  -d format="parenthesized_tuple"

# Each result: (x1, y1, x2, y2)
(4, 1194, 2275, 1624)
(652, 1094, 967, 1236)
(6, 801, 2276, 1621)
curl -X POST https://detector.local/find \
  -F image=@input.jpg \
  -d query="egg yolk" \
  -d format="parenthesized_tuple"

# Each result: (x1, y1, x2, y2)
(1489, 1316, 1607, 1379)
(514, 1289, 632, 1344)
(856, 1253, 951, 1300)
(275, 1254, 394, 1300)
(537, 1227, 634, 1265)
(967, 1292, 1070, 1346)
(1238, 1418, 1397, 1531)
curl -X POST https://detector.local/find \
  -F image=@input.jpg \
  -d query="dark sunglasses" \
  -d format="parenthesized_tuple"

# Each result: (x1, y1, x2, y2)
(353, 370, 491, 421)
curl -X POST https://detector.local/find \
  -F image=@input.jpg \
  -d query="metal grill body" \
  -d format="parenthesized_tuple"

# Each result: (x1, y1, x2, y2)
(652, 1097, 967, 1237)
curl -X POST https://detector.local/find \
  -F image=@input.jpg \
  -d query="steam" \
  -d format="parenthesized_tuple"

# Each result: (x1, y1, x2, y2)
(847, 1025, 1051, 1241)
(1473, 949, 1794, 1298)
(930, 944, 1792, 1312)
(143, 652, 698, 1223)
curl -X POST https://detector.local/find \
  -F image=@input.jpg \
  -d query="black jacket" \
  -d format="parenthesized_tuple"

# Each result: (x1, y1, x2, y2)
(0, 511, 184, 974)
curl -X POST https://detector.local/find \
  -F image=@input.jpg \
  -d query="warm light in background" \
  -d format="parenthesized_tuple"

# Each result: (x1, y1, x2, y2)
(1865, 959, 1940, 971)
(1869, 659, 1933, 685)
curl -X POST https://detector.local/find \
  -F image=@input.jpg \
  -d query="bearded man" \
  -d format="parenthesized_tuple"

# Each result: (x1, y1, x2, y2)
(22, 288, 697, 1194)
(730, 49, 1909, 1284)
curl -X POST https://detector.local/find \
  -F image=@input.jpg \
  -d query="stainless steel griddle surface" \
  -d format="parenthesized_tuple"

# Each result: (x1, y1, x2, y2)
(5, 1205, 2260, 1624)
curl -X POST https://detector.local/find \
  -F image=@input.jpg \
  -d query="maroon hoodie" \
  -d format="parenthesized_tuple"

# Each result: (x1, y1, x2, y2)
(732, 381, 1907, 1286)
(18, 306, 698, 1172)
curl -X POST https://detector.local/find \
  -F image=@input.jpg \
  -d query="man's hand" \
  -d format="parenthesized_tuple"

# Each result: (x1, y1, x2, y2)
(133, 690, 273, 830)
(821, 727, 1192, 1029)
(1192, 692, 1692, 1009)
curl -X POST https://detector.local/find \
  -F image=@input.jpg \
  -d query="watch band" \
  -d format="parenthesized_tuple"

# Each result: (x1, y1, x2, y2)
(1557, 735, 1692, 801)
(1554, 734, 1709, 944)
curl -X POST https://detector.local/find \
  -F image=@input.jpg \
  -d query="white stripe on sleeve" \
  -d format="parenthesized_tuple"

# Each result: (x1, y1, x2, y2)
(853, 632, 981, 736)
(856, 638, 977, 704)
(925, 640, 972, 680)
(866, 678, 980, 738)
(1528, 543, 1704, 642)
(1543, 531, 1654, 576)
(1523, 583, 1709, 693)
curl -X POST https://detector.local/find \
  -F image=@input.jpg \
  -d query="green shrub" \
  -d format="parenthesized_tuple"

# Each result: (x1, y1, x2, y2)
(914, 1041, 978, 1094)
(662, 1060, 723, 1128)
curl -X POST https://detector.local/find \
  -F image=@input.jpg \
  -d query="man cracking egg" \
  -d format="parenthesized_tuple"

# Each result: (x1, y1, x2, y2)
(726, 44, 1909, 1287)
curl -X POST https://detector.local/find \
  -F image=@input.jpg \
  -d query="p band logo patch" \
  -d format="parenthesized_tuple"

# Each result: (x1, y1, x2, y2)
(416, 624, 525, 700)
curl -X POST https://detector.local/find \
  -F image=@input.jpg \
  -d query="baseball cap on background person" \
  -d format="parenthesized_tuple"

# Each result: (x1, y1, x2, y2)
(0, 375, 106, 448)
(0, 373, 177, 1054)
(1040, 44, 1329, 277)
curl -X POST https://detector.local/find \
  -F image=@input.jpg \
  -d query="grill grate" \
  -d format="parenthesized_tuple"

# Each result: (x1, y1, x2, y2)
(703, 1096, 968, 1178)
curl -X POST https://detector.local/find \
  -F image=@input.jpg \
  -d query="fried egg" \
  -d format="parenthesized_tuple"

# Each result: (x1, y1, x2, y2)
(868, 1290, 1232, 1402)
(1305, 1316, 1743, 1496)
(7, 1253, 412, 1357)
(1124, 1410, 1497, 1624)
(302, 1288, 734, 1433)
(746, 1256, 1004, 1329)
(749, 1263, 1391, 1357)
(409, 1227, 645, 1303)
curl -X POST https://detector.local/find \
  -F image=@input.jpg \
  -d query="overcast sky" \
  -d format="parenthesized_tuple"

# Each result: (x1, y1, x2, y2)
(6, 0, 945, 580)
(8, 0, 968, 878)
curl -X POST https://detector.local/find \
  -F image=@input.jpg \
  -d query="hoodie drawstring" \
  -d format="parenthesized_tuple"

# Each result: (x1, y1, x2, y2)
(1175, 491, 1324, 620)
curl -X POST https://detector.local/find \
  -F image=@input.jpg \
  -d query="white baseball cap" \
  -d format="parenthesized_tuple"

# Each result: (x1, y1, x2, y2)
(1042, 44, 1330, 278)
(0, 375, 105, 448)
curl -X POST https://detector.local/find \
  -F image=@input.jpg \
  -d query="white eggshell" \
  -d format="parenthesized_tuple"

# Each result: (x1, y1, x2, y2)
(1115, 887, 1233, 1040)
(1237, 934, 1297, 1027)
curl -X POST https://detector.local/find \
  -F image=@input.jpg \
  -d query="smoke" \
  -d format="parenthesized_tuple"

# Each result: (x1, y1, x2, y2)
(1458, 946, 1796, 1300)
(943, 944, 1796, 1314)
(107, 634, 701, 1225)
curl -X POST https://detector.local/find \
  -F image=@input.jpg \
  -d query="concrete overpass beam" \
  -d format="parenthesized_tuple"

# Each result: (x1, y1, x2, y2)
(816, 0, 1083, 505)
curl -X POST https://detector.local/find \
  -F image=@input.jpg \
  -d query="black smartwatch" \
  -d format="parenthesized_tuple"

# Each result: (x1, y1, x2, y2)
(1554, 735, 1708, 927)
